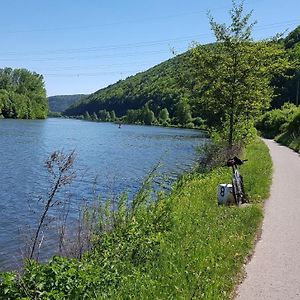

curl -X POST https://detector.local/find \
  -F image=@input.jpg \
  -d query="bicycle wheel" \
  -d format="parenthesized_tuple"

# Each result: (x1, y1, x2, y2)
(240, 175, 248, 204)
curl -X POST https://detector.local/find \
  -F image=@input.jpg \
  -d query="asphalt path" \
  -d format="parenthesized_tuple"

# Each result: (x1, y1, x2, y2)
(235, 139, 300, 299)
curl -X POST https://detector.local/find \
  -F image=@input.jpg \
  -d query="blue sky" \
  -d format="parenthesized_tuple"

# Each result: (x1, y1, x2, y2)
(0, 0, 299, 96)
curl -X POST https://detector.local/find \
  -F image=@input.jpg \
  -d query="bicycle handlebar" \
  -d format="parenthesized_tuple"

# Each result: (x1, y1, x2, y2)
(226, 156, 247, 167)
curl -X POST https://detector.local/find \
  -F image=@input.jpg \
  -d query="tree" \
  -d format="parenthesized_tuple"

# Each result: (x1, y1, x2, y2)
(0, 68, 47, 119)
(98, 109, 110, 121)
(109, 110, 116, 121)
(84, 111, 91, 120)
(92, 112, 98, 121)
(126, 109, 140, 123)
(158, 108, 170, 124)
(175, 97, 192, 125)
(190, 1, 290, 147)
(142, 105, 155, 125)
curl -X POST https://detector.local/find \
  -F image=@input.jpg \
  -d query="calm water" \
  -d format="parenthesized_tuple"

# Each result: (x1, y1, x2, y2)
(0, 118, 206, 270)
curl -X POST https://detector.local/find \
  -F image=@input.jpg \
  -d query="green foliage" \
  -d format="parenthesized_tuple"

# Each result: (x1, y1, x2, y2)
(275, 110, 300, 152)
(275, 131, 300, 153)
(284, 25, 300, 49)
(158, 108, 170, 124)
(0, 68, 47, 119)
(287, 110, 300, 135)
(272, 26, 300, 108)
(0, 140, 272, 299)
(48, 94, 88, 113)
(61, 21, 300, 132)
(91, 112, 98, 121)
(63, 57, 185, 121)
(174, 97, 192, 125)
(256, 103, 300, 138)
(84, 111, 91, 120)
(97, 110, 111, 122)
(141, 105, 156, 125)
(241, 140, 273, 201)
(257, 102, 300, 152)
(124, 104, 156, 125)
(109, 110, 116, 122)
(189, 2, 290, 146)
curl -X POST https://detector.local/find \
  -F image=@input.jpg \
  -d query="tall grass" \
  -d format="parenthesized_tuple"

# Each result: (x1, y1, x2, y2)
(112, 139, 272, 299)
(0, 139, 272, 299)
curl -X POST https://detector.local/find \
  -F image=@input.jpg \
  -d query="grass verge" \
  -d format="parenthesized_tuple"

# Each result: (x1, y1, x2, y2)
(275, 132, 300, 153)
(0, 139, 272, 299)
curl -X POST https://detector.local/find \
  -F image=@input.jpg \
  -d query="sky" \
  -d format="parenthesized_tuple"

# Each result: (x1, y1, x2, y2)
(0, 0, 299, 97)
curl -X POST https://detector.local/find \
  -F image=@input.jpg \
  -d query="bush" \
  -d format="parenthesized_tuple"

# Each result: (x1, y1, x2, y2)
(256, 103, 299, 138)
(0, 140, 273, 299)
(275, 111, 300, 153)
(287, 111, 300, 136)
(197, 140, 243, 173)
(185, 122, 194, 129)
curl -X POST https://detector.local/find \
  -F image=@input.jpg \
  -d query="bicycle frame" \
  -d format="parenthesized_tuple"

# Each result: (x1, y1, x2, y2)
(227, 157, 247, 205)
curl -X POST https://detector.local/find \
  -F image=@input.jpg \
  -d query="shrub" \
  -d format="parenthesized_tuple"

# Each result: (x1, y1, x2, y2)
(287, 111, 300, 137)
(185, 122, 194, 129)
(256, 103, 299, 138)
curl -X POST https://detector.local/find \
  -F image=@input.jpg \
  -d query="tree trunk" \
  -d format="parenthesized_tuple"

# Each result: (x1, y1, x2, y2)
(228, 111, 234, 148)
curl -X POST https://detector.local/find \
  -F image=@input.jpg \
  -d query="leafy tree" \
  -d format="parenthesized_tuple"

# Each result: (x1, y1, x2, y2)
(0, 68, 47, 119)
(92, 112, 98, 121)
(158, 108, 170, 124)
(175, 97, 192, 125)
(97, 109, 111, 121)
(142, 105, 155, 125)
(189, 1, 290, 146)
(126, 109, 140, 123)
(84, 111, 91, 120)
(109, 110, 116, 121)
(284, 25, 300, 49)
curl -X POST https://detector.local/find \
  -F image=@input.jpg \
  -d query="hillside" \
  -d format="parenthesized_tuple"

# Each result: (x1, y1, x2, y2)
(63, 53, 191, 120)
(272, 25, 300, 107)
(64, 26, 300, 122)
(48, 94, 88, 112)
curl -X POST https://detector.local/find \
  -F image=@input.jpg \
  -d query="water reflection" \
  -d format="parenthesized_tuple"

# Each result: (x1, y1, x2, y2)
(0, 118, 206, 270)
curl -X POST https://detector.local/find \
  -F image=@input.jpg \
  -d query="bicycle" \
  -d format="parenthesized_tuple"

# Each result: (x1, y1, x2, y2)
(226, 156, 248, 206)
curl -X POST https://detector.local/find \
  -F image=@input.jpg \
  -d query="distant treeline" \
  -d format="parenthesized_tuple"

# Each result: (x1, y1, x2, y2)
(48, 94, 88, 113)
(64, 53, 194, 127)
(0, 68, 48, 119)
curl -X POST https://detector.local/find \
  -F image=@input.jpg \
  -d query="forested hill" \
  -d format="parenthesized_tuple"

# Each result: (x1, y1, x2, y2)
(48, 94, 88, 112)
(0, 68, 48, 119)
(273, 25, 300, 107)
(284, 25, 300, 49)
(64, 25, 300, 121)
(64, 53, 191, 122)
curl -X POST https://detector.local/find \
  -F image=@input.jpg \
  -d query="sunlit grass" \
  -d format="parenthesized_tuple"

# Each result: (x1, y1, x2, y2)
(0, 139, 272, 299)
(112, 139, 272, 299)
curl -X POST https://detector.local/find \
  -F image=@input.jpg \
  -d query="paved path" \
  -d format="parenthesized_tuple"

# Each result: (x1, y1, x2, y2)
(235, 139, 300, 300)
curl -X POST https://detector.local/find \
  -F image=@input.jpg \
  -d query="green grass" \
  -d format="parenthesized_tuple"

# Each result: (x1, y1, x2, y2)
(114, 139, 272, 299)
(0, 139, 272, 299)
(275, 131, 300, 153)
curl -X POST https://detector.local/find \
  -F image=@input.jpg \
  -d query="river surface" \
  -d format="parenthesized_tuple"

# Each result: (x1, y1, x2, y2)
(0, 118, 206, 270)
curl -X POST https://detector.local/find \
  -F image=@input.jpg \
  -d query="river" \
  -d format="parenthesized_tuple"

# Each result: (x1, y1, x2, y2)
(0, 118, 206, 270)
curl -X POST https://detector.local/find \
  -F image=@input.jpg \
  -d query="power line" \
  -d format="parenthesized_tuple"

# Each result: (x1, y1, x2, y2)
(0, 48, 187, 63)
(44, 70, 145, 77)
(0, 6, 229, 35)
(0, 18, 299, 59)
(0, 34, 207, 57)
